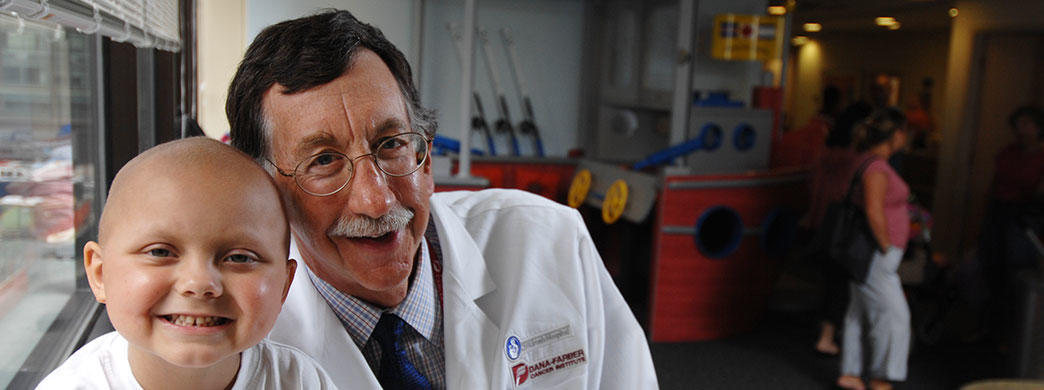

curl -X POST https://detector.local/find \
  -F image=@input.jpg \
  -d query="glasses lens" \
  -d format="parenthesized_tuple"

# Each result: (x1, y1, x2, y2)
(376, 133, 428, 176)
(296, 152, 352, 195)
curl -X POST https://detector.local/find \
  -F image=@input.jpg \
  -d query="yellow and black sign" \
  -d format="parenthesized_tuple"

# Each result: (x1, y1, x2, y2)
(711, 14, 784, 62)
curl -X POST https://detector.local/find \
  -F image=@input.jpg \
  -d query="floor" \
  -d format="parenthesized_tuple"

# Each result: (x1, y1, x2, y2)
(647, 254, 1012, 389)
(650, 308, 1001, 389)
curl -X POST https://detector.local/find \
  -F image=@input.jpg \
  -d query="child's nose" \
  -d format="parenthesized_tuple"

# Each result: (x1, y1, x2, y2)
(175, 260, 223, 298)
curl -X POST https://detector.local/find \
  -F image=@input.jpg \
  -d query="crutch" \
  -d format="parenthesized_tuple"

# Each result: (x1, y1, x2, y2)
(499, 28, 544, 157)
(478, 27, 520, 156)
(447, 23, 496, 156)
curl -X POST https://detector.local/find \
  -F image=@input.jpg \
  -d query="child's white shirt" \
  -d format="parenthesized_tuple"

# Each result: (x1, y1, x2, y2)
(35, 331, 339, 389)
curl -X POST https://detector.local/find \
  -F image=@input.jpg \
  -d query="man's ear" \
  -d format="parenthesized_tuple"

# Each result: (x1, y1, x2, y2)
(83, 241, 107, 303)
(281, 259, 297, 303)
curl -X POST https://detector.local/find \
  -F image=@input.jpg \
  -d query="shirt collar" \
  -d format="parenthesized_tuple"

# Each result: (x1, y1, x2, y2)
(307, 236, 438, 347)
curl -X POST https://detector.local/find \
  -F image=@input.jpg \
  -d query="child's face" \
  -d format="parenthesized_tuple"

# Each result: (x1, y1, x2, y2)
(85, 164, 294, 368)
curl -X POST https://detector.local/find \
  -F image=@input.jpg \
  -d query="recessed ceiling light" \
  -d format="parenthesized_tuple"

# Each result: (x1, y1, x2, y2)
(875, 17, 897, 26)
(888, 22, 901, 30)
(803, 23, 822, 32)
(792, 36, 809, 45)
(768, 6, 786, 16)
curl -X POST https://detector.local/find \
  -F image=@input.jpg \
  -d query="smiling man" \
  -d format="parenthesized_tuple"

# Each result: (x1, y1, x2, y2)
(227, 9, 657, 389)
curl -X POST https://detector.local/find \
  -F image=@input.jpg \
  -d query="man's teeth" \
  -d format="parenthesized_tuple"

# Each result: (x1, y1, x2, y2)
(166, 315, 229, 327)
(357, 231, 390, 239)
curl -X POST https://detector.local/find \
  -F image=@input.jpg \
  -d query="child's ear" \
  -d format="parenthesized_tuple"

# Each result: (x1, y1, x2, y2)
(83, 241, 107, 303)
(281, 259, 297, 304)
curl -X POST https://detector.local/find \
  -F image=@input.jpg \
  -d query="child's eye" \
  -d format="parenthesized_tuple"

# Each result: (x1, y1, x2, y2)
(148, 248, 173, 257)
(225, 253, 257, 264)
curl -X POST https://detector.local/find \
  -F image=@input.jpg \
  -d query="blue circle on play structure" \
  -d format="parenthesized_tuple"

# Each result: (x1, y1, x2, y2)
(699, 123, 723, 151)
(733, 124, 756, 151)
(694, 206, 744, 259)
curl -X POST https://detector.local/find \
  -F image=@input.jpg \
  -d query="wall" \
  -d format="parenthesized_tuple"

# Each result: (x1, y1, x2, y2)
(197, 0, 245, 139)
(197, 0, 420, 138)
(420, 0, 585, 157)
(245, 0, 419, 64)
(786, 30, 950, 132)
(933, 0, 1044, 261)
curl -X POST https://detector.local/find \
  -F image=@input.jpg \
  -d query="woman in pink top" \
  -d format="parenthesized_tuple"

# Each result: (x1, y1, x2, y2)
(838, 109, 911, 390)
(806, 102, 873, 356)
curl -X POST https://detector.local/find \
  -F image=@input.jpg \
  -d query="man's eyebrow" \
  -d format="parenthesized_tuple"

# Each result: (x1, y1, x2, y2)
(375, 118, 409, 136)
(293, 132, 340, 157)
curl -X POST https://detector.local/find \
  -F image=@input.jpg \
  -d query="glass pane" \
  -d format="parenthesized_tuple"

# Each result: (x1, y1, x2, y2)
(0, 15, 99, 387)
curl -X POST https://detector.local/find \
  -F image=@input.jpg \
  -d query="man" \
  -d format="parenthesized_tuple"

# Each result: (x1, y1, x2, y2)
(227, 10, 657, 389)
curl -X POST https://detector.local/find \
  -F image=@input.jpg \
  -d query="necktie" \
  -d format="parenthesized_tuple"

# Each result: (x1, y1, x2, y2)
(372, 313, 433, 390)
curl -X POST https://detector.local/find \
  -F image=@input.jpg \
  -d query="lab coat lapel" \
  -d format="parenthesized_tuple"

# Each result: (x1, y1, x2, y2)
(276, 239, 382, 389)
(429, 199, 500, 389)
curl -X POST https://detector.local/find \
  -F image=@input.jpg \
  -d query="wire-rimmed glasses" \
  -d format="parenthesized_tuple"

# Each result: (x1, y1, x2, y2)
(267, 132, 430, 196)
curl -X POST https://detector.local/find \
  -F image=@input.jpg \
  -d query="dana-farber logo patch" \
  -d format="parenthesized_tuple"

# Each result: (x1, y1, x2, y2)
(507, 324, 587, 388)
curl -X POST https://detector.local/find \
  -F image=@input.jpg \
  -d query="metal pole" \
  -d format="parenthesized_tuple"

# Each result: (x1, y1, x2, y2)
(456, 0, 476, 178)
(669, 0, 697, 151)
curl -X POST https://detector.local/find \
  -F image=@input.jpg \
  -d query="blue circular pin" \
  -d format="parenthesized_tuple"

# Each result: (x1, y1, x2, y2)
(506, 336, 522, 360)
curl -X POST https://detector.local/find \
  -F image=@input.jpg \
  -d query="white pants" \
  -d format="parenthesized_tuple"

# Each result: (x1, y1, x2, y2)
(840, 246, 911, 380)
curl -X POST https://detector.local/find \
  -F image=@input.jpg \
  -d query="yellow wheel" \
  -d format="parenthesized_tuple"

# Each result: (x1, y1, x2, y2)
(567, 169, 592, 208)
(601, 179, 628, 224)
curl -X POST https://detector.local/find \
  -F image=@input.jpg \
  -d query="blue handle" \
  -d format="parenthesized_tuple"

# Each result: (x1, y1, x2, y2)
(432, 135, 485, 156)
(632, 137, 703, 170)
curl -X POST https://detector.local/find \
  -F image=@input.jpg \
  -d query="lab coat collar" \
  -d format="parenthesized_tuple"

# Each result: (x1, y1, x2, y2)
(428, 197, 499, 389)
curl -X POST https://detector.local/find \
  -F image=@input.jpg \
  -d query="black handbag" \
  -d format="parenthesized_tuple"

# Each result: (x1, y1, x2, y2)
(819, 158, 879, 284)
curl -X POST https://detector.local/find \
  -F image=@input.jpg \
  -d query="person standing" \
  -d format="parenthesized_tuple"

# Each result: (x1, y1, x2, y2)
(805, 101, 873, 355)
(837, 109, 912, 390)
(978, 105, 1044, 343)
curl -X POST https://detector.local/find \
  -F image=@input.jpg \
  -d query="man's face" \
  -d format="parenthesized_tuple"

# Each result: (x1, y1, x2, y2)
(261, 49, 433, 308)
(85, 165, 294, 369)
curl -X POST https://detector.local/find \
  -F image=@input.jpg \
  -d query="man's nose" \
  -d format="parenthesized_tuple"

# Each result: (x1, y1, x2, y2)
(346, 156, 395, 219)
(175, 258, 223, 299)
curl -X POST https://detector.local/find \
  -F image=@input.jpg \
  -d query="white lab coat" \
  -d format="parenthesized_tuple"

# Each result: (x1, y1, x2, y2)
(269, 189, 658, 389)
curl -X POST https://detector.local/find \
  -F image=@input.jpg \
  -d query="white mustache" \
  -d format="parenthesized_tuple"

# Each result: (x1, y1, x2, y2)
(328, 206, 414, 238)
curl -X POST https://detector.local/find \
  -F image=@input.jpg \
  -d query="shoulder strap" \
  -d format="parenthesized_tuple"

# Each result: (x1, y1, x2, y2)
(844, 157, 879, 202)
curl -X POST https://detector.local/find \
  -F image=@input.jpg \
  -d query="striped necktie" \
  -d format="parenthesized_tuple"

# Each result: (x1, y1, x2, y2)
(372, 313, 433, 390)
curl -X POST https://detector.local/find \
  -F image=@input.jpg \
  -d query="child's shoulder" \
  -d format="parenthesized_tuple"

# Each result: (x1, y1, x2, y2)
(232, 338, 340, 390)
(35, 332, 138, 390)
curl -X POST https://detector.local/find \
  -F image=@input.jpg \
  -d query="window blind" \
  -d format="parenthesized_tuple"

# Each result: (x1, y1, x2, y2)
(0, 0, 180, 51)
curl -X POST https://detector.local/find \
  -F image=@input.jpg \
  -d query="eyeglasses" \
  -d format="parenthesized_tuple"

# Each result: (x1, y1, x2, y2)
(267, 132, 430, 197)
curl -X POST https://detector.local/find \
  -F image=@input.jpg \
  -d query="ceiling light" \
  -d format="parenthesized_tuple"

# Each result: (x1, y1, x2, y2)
(875, 17, 897, 26)
(768, 6, 787, 16)
(803, 23, 822, 32)
(949, 8, 959, 18)
(888, 22, 901, 30)
(792, 36, 809, 46)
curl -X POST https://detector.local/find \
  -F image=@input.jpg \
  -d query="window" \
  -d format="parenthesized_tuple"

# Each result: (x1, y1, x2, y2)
(0, 14, 103, 388)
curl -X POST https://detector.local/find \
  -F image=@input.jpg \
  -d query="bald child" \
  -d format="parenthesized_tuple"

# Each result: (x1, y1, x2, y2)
(37, 137, 338, 390)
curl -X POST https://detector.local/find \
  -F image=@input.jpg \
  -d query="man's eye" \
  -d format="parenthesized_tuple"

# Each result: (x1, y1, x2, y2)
(225, 254, 257, 264)
(313, 153, 337, 166)
(380, 138, 406, 150)
(148, 248, 172, 257)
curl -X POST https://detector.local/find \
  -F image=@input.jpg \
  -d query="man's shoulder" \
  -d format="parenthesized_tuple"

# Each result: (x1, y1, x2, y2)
(431, 188, 575, 220)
